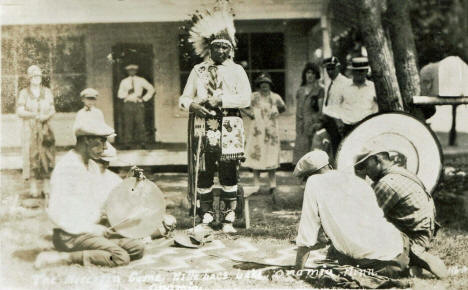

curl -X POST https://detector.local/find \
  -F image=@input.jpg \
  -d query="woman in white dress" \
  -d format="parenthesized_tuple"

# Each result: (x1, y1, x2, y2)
(16, 65, 56, 197)
(243, 73, 286, 195)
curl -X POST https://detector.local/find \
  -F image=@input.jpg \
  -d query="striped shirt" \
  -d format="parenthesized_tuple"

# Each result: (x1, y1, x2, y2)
(373, 166, 436, 248)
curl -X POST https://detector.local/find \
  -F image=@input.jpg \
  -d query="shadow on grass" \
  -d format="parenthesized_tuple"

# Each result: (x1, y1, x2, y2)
(12, 248, 43, 262)
(167, 193, 301, 241)
(434, 155, 468, 232)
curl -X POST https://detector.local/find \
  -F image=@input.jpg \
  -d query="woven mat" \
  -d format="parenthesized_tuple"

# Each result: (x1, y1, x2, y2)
(124, 237, 326, 273)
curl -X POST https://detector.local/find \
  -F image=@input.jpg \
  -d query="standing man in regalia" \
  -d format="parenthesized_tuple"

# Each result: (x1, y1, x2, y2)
(179, 2, 251, 233)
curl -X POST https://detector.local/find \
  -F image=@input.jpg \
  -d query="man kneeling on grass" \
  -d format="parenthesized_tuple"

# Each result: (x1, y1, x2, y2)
(294, 150, 410, 278)
(35, 118, 144, 268)
(354, 146, 447, 278)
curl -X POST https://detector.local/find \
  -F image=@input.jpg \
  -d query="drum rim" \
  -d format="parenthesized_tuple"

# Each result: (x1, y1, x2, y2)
(336, 111, 443, 195)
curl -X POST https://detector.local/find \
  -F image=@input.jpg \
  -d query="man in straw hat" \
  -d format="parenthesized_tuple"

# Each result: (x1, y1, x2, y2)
(354, 143, 448, 278)
(179, 1, 251, 233)
(35, 117, 145, 268)
(294, 150, 411, 278)
(339, 57, 378, 136)
(118, 63, 155, 149)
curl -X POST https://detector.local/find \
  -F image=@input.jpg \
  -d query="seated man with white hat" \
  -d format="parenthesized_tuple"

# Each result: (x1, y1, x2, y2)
(35, 117, 145, 268)
(294, 150, 410, 278)
(354, 144, 448, 278)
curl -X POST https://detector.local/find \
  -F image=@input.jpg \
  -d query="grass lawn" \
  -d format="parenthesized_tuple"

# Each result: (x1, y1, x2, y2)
(1, 155, 468, 289)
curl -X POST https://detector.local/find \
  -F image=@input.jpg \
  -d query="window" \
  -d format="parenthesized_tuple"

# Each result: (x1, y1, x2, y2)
(1, 35, 86, 113)
(178, 32, 285, 99)
(236, 33, 285, 99)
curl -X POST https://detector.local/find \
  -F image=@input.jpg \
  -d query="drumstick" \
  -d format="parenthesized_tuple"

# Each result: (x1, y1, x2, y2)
(109, 207, 151, 230)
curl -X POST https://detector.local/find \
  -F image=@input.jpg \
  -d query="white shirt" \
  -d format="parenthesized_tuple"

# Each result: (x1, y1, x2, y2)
(48, 150, 120, 234)
(296, 171, 403, 261)
(73, 106, 105, 136)
(179, 59, 251, 110)
(340, 80, 378, 125)
(118, 75, 155, 103)
(322, 73, 350, 119)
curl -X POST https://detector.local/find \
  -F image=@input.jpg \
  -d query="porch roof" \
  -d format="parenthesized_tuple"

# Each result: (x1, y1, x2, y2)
(1, 0, 322, 26)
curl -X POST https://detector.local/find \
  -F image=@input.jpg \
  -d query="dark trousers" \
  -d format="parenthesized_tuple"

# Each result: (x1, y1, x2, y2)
(53, 228, 144, 267)
(322, 116, 342, 157)
(198, 150, 238, 190)
(197, 149, 238, 221)
(341, 123, 356, 138)
(327, 233, 410, 278)
(122, 102, 146, 145)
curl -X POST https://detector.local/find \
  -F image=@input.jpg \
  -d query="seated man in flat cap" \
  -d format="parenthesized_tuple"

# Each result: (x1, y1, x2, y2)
(355, 146, 447, 278)
(294, 150, 410, 278)
(35, 117, 145, 268)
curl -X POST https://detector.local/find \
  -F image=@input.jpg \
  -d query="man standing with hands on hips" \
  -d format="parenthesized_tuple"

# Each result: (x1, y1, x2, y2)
(118, 64, 155, 149)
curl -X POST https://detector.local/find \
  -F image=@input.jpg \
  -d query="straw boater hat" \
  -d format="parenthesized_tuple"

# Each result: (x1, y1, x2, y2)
(347, 57, 370, 70)
(335, 112, 442, 194)
(187, 0, 236, 58)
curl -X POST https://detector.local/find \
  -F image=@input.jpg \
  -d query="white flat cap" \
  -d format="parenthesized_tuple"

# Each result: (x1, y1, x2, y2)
(293, 150, 329, 177)
(75, 117, 115, 137)
(125, 64, 139, 70)
(80, 88, 99, 98)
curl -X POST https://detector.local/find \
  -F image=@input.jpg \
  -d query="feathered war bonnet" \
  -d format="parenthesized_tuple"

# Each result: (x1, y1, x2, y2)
(187, 0, 237, 59)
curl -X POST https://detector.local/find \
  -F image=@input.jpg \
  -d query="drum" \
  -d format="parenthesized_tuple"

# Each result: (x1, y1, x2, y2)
(105, 176, 166, 238)
(336, 112, 443, 194)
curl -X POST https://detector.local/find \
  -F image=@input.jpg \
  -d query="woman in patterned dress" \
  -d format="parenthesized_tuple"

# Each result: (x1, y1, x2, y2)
(292, 63, 324, 165)
(16, 65, 56, 198)
(243, 73, 286, 194)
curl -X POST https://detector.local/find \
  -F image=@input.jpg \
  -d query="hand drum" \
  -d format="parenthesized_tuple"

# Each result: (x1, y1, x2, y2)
(106, 177, 166, 238)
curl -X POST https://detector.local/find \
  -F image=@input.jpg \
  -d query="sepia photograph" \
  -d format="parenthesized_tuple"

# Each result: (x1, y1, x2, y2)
(1, 0, 468, 289)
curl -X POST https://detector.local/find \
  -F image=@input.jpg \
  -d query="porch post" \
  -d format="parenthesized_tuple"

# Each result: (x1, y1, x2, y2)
(321, 0, 331, 58)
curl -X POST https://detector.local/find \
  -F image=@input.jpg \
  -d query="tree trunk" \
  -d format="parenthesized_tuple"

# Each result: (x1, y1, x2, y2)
(356, 0, 404, 112)
(386, 0, 420, 111)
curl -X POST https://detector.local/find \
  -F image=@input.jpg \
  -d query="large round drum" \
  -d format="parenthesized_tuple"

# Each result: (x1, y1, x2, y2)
(336, 112, 443, 194)
(105, 177, 166, 238)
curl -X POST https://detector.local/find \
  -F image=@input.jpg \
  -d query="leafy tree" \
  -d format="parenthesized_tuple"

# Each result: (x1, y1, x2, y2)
(410, 0, 467, 67)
